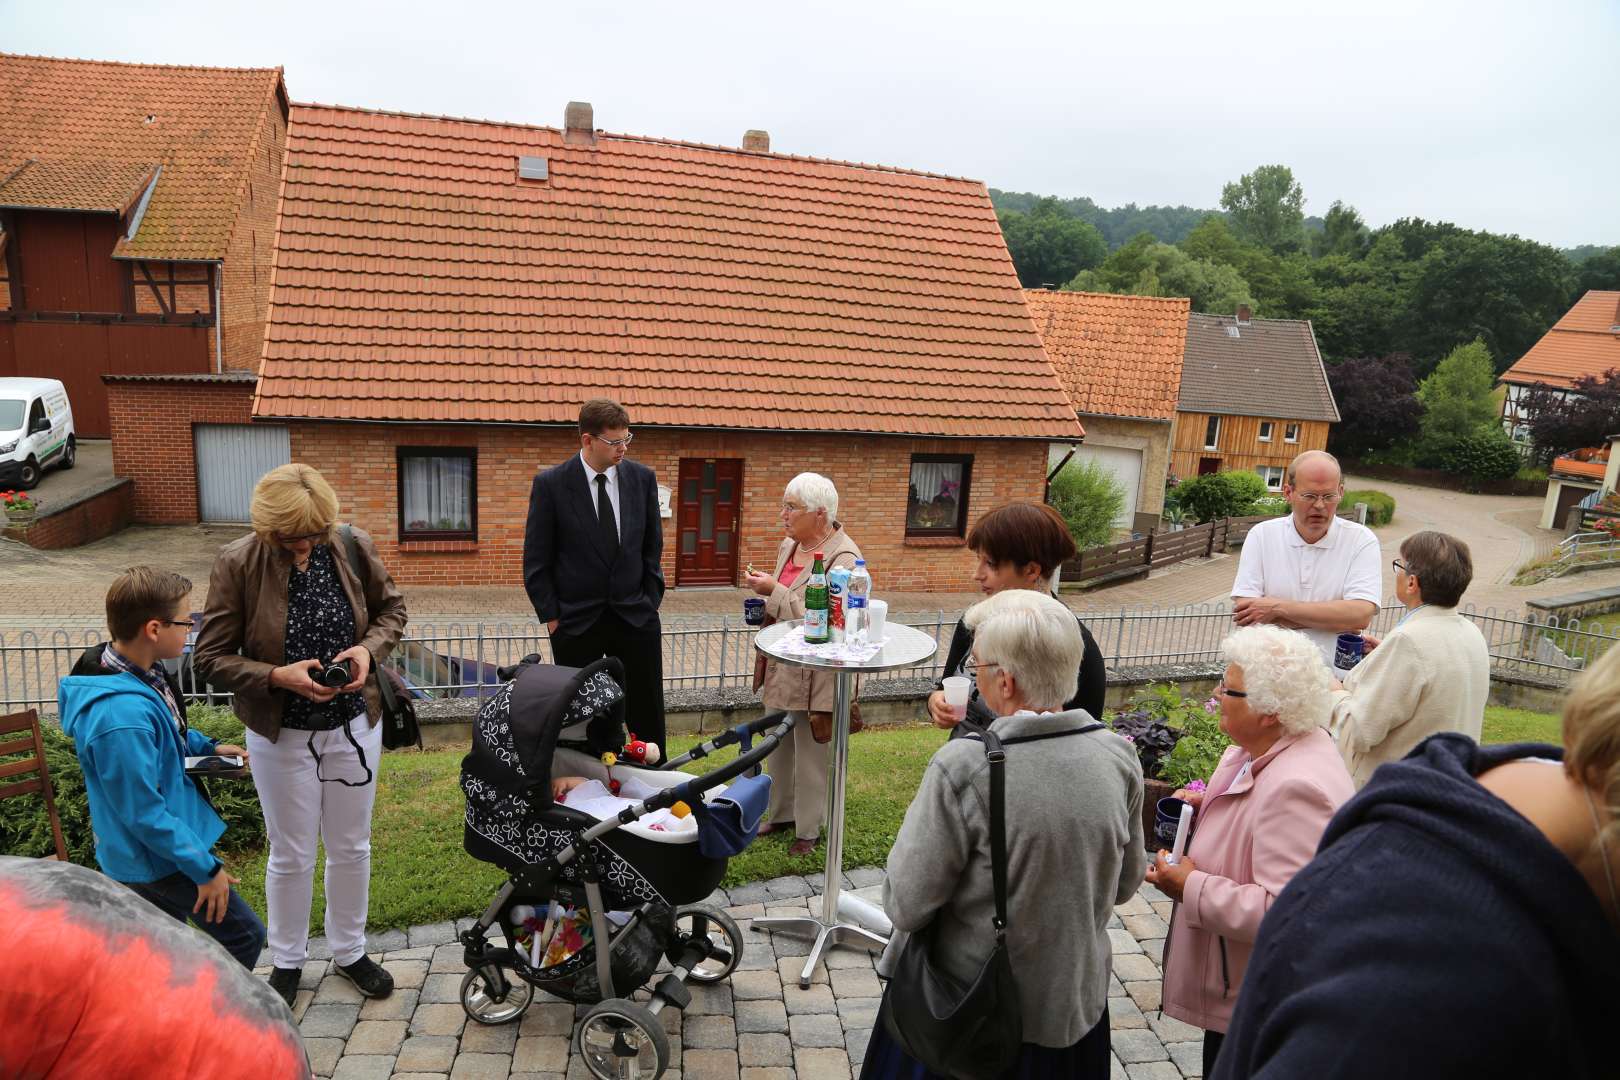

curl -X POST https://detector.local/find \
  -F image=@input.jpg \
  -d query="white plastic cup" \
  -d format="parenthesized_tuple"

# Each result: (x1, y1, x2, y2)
(941, 675, 971, 720)
(868, 598, 888, 642)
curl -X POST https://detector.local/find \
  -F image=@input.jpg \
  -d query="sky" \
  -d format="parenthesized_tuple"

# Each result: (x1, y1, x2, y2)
(4, 0, 1617, 248)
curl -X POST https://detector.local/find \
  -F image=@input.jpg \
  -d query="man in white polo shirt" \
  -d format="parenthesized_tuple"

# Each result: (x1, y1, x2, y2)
(1231, 450, 1381, 665)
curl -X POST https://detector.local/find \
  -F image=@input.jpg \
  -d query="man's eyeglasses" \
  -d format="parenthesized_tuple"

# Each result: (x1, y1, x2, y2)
(1214, 681, 1248, 698)
(1292, 491, 1342, 507)
(963, 656, 1001, 676)
(1392, 558, 1408, 576)
(590, 432, 634, 449)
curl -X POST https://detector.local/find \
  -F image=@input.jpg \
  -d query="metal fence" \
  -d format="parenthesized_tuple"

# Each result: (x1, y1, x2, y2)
(4, 603, 1616, 714)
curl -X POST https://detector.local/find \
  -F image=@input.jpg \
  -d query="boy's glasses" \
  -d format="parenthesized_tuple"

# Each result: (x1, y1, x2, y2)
(163, 618, 196, 629)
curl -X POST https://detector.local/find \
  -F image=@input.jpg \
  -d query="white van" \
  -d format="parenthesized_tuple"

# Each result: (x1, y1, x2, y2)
(0, 377, 76, 489)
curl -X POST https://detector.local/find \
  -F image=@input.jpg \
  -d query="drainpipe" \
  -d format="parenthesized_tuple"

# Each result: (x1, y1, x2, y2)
(213, 263, 223, 374)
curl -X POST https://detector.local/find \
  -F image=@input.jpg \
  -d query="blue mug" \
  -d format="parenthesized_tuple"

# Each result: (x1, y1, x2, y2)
(743, 597, 766, 626)
(1334, 632, 1365, 671)
(1154, 797, 1189, 851)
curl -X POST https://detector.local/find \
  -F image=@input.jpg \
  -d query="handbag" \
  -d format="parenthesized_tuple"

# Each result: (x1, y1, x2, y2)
(338, 525, 422, 751)
(879, 718, 1022, 1080)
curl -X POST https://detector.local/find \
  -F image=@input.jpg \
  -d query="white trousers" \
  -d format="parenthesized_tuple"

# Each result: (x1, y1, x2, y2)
(764, 710, 830, 841)
(246, 714, 380, 968)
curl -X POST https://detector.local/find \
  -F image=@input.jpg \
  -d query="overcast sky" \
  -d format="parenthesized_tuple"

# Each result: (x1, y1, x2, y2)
(6, 0, 1616, 247)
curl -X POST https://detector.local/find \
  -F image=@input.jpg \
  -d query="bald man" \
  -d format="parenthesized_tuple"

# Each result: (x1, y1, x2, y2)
(1231, 450, 1381, 666)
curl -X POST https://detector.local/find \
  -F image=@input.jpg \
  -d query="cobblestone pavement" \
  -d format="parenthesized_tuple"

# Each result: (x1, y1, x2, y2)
(266, 871, 1195, 1080)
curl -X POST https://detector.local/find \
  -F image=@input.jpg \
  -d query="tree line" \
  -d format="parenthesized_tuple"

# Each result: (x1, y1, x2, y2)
(993, 167, 1620, 474)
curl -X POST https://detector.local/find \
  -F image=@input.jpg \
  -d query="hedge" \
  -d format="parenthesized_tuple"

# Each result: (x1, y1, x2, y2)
(1344, 489, 1396, 526)
(0, 706, 263, 864)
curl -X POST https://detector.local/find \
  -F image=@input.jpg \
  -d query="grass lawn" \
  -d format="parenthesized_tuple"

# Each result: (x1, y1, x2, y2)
(228, 707, 1567, 933)
(1543, 609, 1620, 662)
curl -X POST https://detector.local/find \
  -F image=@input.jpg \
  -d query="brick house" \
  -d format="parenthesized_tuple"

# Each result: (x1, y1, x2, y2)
(1024, 289, 1188, 532)
(129, 100, 1082, 591)
(0, 53, 288, 438)
(1173, 305, 1339, 488)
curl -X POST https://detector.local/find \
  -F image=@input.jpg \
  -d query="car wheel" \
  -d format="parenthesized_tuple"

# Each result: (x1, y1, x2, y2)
(60, 437, 76, 470)
(19, 457, 41, 489)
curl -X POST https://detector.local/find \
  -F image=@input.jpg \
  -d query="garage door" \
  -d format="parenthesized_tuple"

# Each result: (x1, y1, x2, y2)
(195, 424, 290, 522)
(1051, 443, 1142, 527)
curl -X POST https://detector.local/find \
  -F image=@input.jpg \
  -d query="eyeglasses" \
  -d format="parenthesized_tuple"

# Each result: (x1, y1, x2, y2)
(590, 432, 634, 448)
(275, 532, 324, 545)
(163, 618, 196, 629)
(1214, 681, 1248, 699)
(1291, 491, 1342, 507)
(1392, 558, 1408, 576)
(781, 502, 808, 514)
(964, 656, 1001, 676)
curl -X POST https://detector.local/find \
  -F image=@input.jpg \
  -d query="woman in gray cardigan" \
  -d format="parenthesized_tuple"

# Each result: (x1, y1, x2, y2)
(864, 590, 1147, 1079)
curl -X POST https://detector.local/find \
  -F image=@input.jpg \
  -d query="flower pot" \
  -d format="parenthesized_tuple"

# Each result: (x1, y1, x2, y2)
(1142, 777, 1177, 852)
(4, 509, 37, 528)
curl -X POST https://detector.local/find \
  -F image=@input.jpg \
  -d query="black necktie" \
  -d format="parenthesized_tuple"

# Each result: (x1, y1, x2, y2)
(596, 473, 619, 553)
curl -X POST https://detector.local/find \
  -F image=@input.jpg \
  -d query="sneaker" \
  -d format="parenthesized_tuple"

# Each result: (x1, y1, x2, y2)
(335, 955, 394, 999)
(268, 966, 301, 1008)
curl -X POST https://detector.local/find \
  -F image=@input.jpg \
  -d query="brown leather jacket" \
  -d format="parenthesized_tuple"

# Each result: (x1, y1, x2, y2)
(193, 526, 408, 741)
(758, 525, 862, 713)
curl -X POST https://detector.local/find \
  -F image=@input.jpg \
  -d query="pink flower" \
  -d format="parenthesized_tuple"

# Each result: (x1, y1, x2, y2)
(1121, 734, 1135, 743)
(1186, 779, 1207, 794)
(1204, 697, 1219, 713)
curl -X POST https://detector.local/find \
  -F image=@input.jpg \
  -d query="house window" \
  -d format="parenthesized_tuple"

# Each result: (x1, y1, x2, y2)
(398, 448, 477, 539)
(1258, 465, 1285, 491)
(1258, 421, 1274, 442)
(907, 454, 972, 537)
(1203, 416, 1221, 450)
(1284, 422, 1301, 443)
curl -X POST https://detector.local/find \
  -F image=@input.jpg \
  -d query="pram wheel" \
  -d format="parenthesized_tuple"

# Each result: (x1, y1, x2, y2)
(672, 905, 743, 984)
(460, 966, 534, 1025)
(576, 997, 670, 1080)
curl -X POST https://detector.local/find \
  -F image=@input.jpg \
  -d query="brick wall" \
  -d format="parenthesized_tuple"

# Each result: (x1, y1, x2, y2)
(220, 102, 286, 373)
(3, 479, 133, 549)
(289, 423, 1049, 591)
(107, 380, 255, 522)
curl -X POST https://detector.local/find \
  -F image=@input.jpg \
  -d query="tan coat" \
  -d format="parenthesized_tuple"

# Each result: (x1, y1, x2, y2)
(194, 526, 408, 741)
(758, 525, 862, 713)
(1329, 604, 1489, 788)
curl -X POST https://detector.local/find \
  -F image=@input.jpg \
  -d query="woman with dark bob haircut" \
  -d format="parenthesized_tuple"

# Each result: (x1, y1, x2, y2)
(926, 502, 1106, 732)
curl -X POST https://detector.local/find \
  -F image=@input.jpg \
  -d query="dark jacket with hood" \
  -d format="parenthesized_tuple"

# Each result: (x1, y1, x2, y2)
(1211, 734, 1619, 1080)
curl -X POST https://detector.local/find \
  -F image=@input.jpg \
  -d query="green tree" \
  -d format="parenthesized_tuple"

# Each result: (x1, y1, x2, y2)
(1047, 459, 1127, 549)
(1312, 201, 1371, 259)
(996, 197, 1108, 287)
(1438, 428, 1525, 490)
(1181, 216, 1316, 317)
(1575, 246, 1620, 294)
(1170, 471, 1268, 524)
(1220, 164, 1307, 254)
(1067, 232, 1253, 314)
(1416, 339, 1500, 464)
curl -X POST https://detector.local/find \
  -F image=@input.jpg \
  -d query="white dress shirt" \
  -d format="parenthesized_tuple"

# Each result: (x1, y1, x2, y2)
(1231, 514, 1383, 665)
(579, 452, 622, 543)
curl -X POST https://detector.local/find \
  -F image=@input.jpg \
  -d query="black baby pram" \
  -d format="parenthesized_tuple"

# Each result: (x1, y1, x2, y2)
(458, 656, 793, 1080)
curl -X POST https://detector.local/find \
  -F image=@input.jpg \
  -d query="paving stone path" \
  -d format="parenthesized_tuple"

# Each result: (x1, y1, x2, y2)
(266, 870, 1199, 1080)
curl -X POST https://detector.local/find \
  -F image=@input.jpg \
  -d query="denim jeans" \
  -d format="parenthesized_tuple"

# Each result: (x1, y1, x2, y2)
(128, 872, 267, 970)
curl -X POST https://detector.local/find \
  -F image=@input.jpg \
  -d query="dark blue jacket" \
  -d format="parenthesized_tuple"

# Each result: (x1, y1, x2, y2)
(1211, 734, 1618, 1079)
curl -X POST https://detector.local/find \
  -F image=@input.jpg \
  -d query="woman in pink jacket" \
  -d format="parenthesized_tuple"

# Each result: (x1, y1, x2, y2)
(1146, 624, 1355, 1078)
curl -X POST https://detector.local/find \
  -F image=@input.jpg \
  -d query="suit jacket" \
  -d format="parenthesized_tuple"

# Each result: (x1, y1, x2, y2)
(523, 454, 665, 634)
(1328, 603, 1489, 787)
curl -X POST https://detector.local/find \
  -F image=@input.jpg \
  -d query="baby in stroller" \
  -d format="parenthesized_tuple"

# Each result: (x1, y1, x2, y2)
(459, 655, 795, 1080)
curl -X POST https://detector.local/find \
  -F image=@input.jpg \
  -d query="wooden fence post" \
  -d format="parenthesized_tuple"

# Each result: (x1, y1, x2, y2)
(1207, 519, 1221, 557)
(1143, 531, 1155, 570)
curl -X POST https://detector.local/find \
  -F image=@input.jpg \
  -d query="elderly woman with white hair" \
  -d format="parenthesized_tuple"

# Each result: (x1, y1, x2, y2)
(744, 472, 862, 857)
(1147, 625, 1355, 1077)
(863, 590, 1146, 1079)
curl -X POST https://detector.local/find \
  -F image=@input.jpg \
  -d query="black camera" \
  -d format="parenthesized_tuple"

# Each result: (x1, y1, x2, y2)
(317, 659, 353, 689)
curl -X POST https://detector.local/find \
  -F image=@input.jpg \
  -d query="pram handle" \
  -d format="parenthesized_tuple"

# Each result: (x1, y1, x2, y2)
(641, 711, 796, 812)
(659, 711, 793, 771)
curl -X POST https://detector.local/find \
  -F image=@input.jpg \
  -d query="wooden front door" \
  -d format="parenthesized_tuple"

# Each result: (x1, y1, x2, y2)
(676, 458, 743, 586)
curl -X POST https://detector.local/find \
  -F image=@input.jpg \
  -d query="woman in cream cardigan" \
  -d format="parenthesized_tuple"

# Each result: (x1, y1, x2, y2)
(744, 472, 862, 857)
(1329, 530, 1490, 787)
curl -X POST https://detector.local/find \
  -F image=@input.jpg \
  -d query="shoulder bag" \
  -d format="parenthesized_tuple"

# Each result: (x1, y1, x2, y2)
(338, 525, 422, 751)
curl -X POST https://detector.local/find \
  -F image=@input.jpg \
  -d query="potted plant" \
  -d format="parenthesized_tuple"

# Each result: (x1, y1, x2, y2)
(1108, 683, 1231, 849)
(1, 489, 39, 527)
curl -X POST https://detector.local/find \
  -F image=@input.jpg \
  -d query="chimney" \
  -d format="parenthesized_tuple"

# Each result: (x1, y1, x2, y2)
(742, 129, 770, 152)
(564, 101, 595, 146)
(1236, 303, 1252, 325)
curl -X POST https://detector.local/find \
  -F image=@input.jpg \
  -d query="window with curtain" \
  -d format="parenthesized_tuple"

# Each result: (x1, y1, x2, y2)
(907, 454, 972, 537)
(398, 448, 477, 539)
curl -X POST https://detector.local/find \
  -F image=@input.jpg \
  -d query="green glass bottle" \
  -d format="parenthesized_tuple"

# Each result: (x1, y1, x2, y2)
(803, 551, 830, 643)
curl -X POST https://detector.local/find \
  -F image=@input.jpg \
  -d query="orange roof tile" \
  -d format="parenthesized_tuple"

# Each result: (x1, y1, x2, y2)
(254, 104, 1082, 438)
(1551, 456, 1607, 480)
(0, 53, 286, 260)
(1501, 291, 1620, 391)
(1023, 289, 1188, 422)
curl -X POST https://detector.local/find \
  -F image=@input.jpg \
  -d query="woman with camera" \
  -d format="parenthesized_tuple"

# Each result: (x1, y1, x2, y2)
(194, 463, 407, 1008)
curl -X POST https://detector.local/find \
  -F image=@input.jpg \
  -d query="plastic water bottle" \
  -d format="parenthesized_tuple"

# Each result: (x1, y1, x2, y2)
(846, 560, 872, 644)
(827, 565, 852, 643)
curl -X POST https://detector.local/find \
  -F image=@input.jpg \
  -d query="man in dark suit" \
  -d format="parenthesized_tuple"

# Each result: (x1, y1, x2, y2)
(523, 399, 667, 747)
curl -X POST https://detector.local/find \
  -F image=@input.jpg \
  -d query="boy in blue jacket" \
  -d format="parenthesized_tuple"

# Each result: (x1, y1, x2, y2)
(58, 566, 265, 969)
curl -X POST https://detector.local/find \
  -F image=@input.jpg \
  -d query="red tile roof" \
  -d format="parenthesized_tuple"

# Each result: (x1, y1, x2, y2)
(1551, 456, 1607, 481)
(0, 159, 157, 214)
(1023, 289, 1188, 422)
(1501, 291, 1620, 391)
(254, 104, 1082, 437)
(0, 53, 286, 260)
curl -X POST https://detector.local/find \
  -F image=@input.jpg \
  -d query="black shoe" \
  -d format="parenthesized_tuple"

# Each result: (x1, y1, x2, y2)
(336, 955, 394, 999)
(268, 966, 301, 1008)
